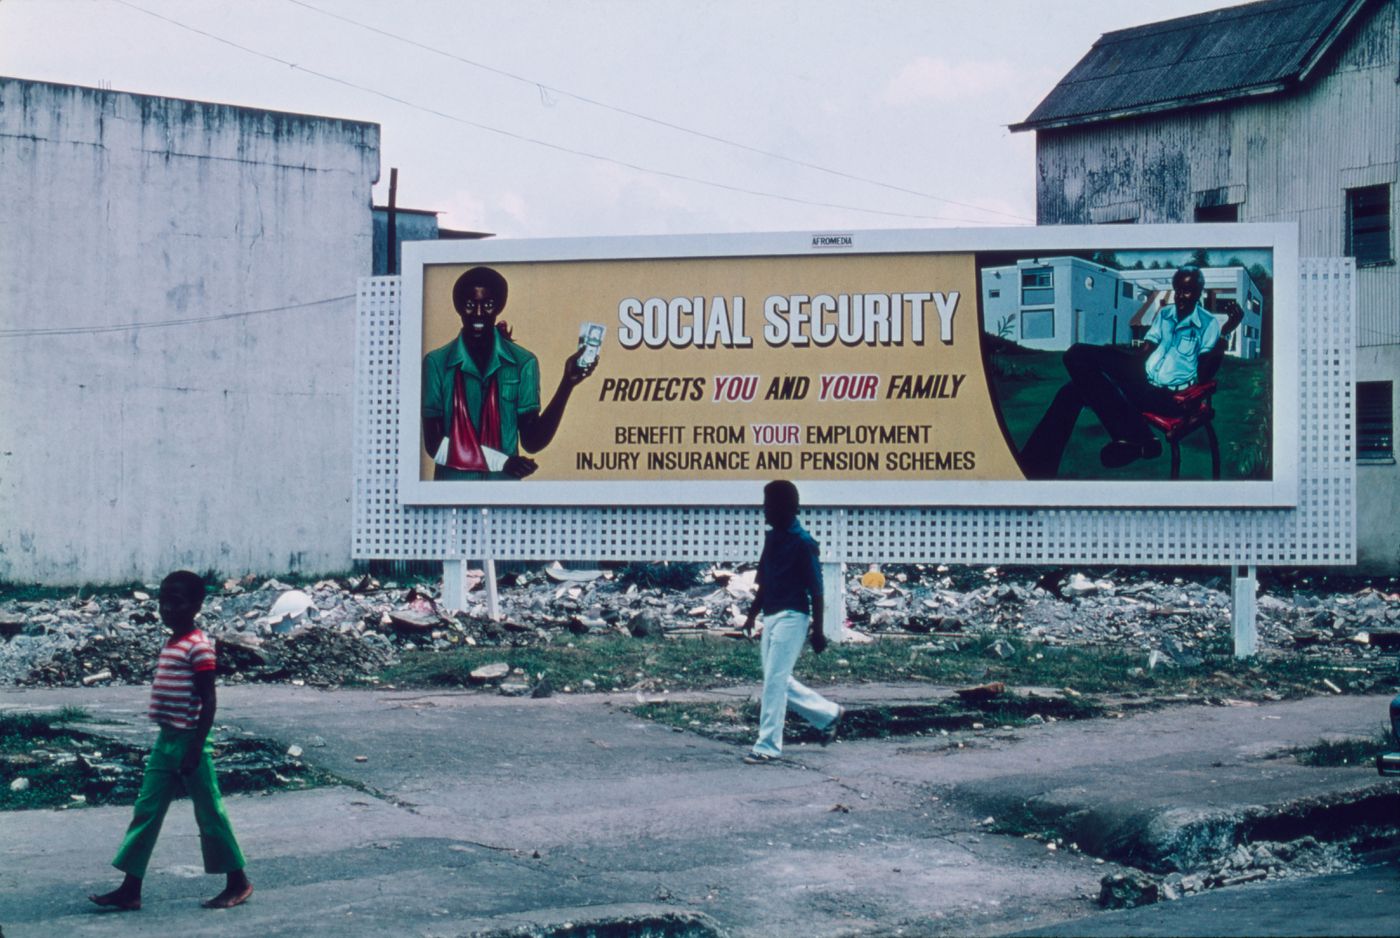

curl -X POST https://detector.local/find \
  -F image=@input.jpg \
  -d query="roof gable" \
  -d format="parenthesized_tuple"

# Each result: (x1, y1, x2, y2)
(1012, 0, 1370, 131)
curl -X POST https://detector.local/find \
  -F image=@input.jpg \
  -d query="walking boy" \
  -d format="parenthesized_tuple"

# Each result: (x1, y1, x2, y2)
(88, 570, 252, 911)
(742, 480, 843, 764)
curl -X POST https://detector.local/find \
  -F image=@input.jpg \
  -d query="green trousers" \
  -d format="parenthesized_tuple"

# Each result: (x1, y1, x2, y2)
(112, 726, 246, 879)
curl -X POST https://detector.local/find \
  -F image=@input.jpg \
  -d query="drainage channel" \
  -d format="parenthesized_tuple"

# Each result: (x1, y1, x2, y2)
(979, 780, 1400, 909)
(470, 911, 726, 938)
(2, 713, 330, 810)
(632, 692, 1104, 746)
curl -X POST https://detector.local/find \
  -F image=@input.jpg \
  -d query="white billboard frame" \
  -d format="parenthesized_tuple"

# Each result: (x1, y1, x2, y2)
(397, 223, 1298, 510)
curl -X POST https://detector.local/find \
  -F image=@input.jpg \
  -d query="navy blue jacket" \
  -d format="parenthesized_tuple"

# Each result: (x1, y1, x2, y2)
(756, 521, 822, 616)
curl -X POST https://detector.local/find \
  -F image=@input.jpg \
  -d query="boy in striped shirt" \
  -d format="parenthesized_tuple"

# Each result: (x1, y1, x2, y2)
(89, 570, 252, 911)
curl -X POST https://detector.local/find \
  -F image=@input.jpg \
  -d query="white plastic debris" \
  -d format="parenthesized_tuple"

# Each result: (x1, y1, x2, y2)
(263, 589, 316, 629)
(724, 569, 758, 597)
(544, 562, 603, 583)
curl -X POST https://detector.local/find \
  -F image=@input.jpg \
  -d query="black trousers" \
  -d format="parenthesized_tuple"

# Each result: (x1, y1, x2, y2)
(1019, 344, 1182, 480)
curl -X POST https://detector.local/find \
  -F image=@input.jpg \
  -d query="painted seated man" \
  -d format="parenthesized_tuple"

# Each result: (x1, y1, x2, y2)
(422, 266, 596, 480)
(1019, 265, 1238, 480)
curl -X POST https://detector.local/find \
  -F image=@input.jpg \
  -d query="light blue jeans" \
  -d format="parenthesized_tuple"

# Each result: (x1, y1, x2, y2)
(752, 610, 840, 757)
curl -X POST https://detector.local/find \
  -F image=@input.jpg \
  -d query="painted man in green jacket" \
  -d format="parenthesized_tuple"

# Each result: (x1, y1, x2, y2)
(422, 266, 596, 480)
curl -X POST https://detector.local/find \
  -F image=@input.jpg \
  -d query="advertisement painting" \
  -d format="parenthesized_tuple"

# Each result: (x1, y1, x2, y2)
(398, 225, 1296, 508)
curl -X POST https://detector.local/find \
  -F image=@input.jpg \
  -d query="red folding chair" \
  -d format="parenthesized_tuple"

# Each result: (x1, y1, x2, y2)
(1141, 381, 1221, 480)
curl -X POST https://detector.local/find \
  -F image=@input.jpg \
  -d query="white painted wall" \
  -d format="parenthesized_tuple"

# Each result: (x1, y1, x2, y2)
(0, 78, 379, 584)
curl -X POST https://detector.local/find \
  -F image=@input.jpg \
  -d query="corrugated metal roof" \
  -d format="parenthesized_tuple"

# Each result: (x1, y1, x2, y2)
(1012, 0, 1370, 131)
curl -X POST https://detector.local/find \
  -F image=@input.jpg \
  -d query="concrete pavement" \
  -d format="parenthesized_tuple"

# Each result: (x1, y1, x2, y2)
(1, 683, 1397, 936)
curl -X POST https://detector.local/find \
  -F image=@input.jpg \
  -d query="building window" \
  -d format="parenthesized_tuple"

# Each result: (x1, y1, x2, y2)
(1021, 309, 1055, 339)
(1357, 381, 1394, 462)
(1346, 185, 1392, 266)
(1195, 203, 1239, 222)
(988, 288, 1000, 298)
(1021, 267, 1054, 305)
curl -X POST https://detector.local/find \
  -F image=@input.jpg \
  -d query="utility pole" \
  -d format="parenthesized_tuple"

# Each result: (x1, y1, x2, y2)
(386, 167, 399, 276)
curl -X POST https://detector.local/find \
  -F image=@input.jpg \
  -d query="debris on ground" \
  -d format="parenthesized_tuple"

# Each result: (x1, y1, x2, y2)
(0, 565, 1397, 689)
(1099, 834, 1360, 908)
(0, 715, 325, 810)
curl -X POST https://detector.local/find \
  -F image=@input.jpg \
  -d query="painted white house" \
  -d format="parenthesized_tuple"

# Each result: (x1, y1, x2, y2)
(981, 257, 1263, 358)
(1117, 267, 1265, 359)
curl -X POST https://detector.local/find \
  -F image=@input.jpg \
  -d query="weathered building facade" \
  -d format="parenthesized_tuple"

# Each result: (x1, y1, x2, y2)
(0, 78, 380, 583)
(1013, 0, 1399, 571)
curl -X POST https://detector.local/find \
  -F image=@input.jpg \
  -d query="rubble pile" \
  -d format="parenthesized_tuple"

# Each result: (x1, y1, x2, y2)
(852, 565, 1398, 654)
(0, 565, 1397, 689)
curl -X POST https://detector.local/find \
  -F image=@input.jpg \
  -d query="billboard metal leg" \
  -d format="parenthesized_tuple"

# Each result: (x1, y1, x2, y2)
(1231, 563, 1258, 658)
(441, 558, 499, 618)
(822, 561, 844, 641)
(483, 557, 500, 620)
(441, 558, 467, 612)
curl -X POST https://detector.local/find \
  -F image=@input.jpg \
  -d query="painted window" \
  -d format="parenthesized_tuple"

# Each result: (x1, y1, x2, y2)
(1346, 185, 1392, 267)
(1357, 381, 1394, 463)
(1021, 309, 1055, 340)
(1021, 267, 1054, 305)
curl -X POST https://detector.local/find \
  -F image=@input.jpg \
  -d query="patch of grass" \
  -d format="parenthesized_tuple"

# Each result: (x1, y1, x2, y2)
(1291, 731, 1394, 767)
(615, 562, 708, 591)
(0, 570, 372, 604)
(0, 710, 141, 810)
(987, 348, 1270, 481)
(368, 627, 1390, 705)
(373, 633, 759, 691)
(0, 581, 154, 603)
(54, 705, 90, 724)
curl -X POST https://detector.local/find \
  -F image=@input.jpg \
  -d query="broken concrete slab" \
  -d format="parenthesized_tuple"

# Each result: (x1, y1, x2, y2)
(469, 662, 511, 684)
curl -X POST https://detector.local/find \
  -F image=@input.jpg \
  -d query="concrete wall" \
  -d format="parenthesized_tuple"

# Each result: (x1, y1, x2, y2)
(0, 78, 379, 584)
(372, 208, 439, 276)
(1027, 3, 1399, 572)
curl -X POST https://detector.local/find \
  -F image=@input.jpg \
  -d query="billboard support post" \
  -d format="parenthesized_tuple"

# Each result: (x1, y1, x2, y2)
(483, 557, 500, 620)
(441, 557, 501, 619)
(1232, 564, 1258, 658)
(822, 562, 845, 641)
(442, 558, 467, 612)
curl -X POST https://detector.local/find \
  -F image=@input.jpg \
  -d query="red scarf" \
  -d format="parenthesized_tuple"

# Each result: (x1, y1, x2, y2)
(446, 368, 500, 472)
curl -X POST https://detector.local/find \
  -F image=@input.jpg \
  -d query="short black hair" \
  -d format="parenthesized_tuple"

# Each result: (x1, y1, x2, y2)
(1173, 265, 1205, 291)
(763, 479, 800, 520)
(160, 570, 207, 606)
(452, 266, 509, 314)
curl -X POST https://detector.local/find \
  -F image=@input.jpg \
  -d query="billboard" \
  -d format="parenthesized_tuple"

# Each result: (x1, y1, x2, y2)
(398, 224, 1297, 508)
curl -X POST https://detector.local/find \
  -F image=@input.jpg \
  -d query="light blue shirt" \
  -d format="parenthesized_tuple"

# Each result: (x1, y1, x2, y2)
(1143, 302, 1222, 390)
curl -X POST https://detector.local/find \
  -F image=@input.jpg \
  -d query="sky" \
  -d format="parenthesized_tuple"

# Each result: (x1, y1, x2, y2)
(1, 0, 1234, 240)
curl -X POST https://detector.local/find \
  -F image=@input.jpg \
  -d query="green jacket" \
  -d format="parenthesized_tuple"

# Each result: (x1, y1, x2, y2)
(422, 331, 541, 480)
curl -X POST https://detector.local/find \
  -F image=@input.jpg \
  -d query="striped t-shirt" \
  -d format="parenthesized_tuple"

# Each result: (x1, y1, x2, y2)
(148, 629, 216, 729)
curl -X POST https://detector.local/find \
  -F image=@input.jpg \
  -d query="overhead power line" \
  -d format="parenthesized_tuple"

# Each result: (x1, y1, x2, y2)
(284, 0, 1032, 225)
(110, 0, 1021, 226)
(0, 294, 354, 338)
